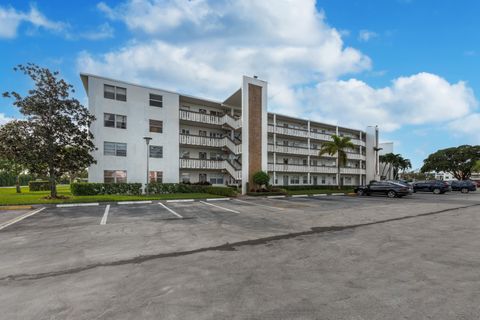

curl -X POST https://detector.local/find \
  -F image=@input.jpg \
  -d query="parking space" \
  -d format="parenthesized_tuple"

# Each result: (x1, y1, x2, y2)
(1, 191, 480, 319)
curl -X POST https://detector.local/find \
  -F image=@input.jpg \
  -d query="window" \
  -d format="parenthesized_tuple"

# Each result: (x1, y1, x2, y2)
(210, 152, 221, 160)
(199, 130, 207, 137)
(199, 109, 207, 114)
(311, 144, 318, 149)
(199, 152, 207, 160)
(210, 132, 222, 138)
(303, 176, 308, 184)
(290, 176, 300, 184)
(303, 159, 308, 166)
(116, 115, 127, 129)
(321, 176, 326, 184)
(311, 159, 318, 166)
(104, 113, 115, 127)
(104, 170, 127, 183)
(210, 110, 222, 117)
(181, 128, 190, 135)
(199, 173, 207, 182)
(283, 158, 289, 164)
(149, 120, 163, 133)
(210, 175, 224, 185)
(181, 173, 190, 183)
(104, 84, 127, 101)
(149, 93, 163, 107)
(149, 171, 163, 183)
(149, 146, 163, 158)
(104, 142, 127, 157)
(181, 151, 190, 159)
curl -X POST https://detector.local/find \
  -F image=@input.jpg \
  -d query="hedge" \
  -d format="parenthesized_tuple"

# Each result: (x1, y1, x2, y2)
(0, 172, 33, 187)
(29, 180, 51, 191)
(204, 186, 237, 197)
(146, 183, 207, 194)
(71, 183, 142, 196)
(280, 185, 351, 191)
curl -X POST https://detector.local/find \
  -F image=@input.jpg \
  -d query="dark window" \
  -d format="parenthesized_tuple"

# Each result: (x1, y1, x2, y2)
(104, 113, 115, 127)
(104, 85, 115, 99)
(104, 84, 127, 101)
(149, 119, 163, 133)
(149, 171, 163, 183)
(104, 170, 127, 183)
(104, 142, 127, 157)
(199, 152, 207, 160)
(199, 109, 207, 114)
(116, 115, 127, 129)
(149, 145, 163, 158)
(149, 94, 163, 107)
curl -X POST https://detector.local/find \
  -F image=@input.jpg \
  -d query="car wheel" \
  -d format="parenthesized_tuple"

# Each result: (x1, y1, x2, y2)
(461, 188, 469, 194)
(433, 188, 441, 194)
(387, 190, 397, 198)
(357, 190, 365, 196)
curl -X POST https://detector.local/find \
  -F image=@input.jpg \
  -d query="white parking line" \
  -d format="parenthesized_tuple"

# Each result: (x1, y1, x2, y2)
(158, 202, 183, 219)
(267, 195, 286, 198)
(313, 194, 328, 197)
(100, 205, 110, 225)
(234, 199, 284, 210)
(206, 198, 231, 201)
(57, 203, 99, 208)
(331, 193, 345, 196)
(0, 207, 46, 231)
(118, 201, 152, 205)
(166, 199, 194, 203)
(200, 201, 240, 213)
(291, 194, 309, 198)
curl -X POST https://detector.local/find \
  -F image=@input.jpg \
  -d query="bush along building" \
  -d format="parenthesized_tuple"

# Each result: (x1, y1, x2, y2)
(81, 74, 381, 194)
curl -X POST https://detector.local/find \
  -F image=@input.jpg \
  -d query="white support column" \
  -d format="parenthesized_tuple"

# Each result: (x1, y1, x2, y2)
(336, 126, 340, 187)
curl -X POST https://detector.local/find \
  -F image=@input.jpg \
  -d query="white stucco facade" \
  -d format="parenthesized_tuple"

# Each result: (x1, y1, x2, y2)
(81, 74, 379, 194)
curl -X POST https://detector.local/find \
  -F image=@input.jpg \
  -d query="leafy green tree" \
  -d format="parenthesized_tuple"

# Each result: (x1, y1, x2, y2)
(319, 135, 355, 189)
(473, 160, 480, 173)
(421, 145, 480, 180)
(0, 157, 25, 193)
(1, 64, 96, 198)
(252, 170, 270, 189)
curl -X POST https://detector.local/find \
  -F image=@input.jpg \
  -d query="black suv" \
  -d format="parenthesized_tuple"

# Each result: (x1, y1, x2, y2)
(412, 180, 450, 194)
(355, 181, 410, 198)
(450, 180, 477, 193)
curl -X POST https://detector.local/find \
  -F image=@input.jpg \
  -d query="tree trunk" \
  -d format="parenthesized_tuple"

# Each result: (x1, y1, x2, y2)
(337, 163, 341, 190)
(15, 174, 21, 193)
(49, 171, 57, 198)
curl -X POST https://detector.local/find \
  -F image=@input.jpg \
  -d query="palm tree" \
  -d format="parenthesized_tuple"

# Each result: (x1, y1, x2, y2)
(397, 158, 412, 179)
(319, 135, 355, 189)
(380, 153, 396, 178)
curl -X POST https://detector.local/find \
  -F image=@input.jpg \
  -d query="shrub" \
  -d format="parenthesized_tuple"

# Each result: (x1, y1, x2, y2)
(280, 185, 351, 191)
(252, 171, 270, 187)
(29, 180, 50, 192)
(70, 182, 142, 196)
(205, 186, 237, 197)
(146, 183, 207, 194)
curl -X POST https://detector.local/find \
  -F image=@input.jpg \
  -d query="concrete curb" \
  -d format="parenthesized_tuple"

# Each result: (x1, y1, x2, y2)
(0, 205, 33, 210)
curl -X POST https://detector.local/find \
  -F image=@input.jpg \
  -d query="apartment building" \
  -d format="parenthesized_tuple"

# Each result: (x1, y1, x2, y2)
(81, 74, 379, 194)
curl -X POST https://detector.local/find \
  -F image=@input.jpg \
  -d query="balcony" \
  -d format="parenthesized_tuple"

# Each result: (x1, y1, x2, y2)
(346, 152, 366, 161)
(350, 138, 366, 147)
(340, 168, 365, 175)
(180, 158, 241, 180)
(268, 163, 337, 174)
(268, 144, 317, 156)
(180, 134, 241, 154)
(267, 125, 309, 138)
(180, 110, 241, 129)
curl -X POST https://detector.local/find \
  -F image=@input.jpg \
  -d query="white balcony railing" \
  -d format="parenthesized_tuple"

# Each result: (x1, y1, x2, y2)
(268, 163, 338, 174)
(346, 153, 366, 161)
(180, 134, 241, 155)
(340, 168, 365, 175)
(180, 110, 241, 129)
(179, 159, 241, 180)
(267, 125, 367, 146)
(268, 144, 318, 156)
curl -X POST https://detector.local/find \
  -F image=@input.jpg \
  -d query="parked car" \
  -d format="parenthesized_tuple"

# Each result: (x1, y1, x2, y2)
(412, 180, 450, 194)
(450, 180, 477, 193)
(386, 180, 413, 193)
(355, 181, 411, 198)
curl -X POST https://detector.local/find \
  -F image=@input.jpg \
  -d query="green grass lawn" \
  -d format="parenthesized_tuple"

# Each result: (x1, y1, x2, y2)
(0, 185, 222, 206)
(286, 188, 354, 195)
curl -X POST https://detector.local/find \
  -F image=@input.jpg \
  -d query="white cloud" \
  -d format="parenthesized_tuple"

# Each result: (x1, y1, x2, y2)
(0, 113, 14, 125)
(80, 0, 478, 137)
(358, 29, 378, 42)
(81, 23, 114, 40)
(448, 113, 480, 143)
(300, 73, 477, 131)
(83, 0, 370, 98)
(0, 4, 65, 39)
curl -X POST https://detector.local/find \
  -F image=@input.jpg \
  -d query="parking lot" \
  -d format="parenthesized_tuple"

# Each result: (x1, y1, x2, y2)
(1, 192, 480, 319)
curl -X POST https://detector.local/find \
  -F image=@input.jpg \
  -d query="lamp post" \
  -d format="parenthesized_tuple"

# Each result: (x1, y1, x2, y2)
(143, 137, 152, 195)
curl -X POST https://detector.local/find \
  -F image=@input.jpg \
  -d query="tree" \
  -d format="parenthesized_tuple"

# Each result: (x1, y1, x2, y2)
(421, 145, 480, 180)
(473, 160, 480, 173)
(252, 170, 270, 189)
(379, 153, 412, 180)
(1, 64, 96, 198)
(319, 135, 355, 189)
(0, 157, 25, 193)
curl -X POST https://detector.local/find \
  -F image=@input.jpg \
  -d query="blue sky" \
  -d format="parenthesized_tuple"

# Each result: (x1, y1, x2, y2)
(1, 0, 479, 169)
